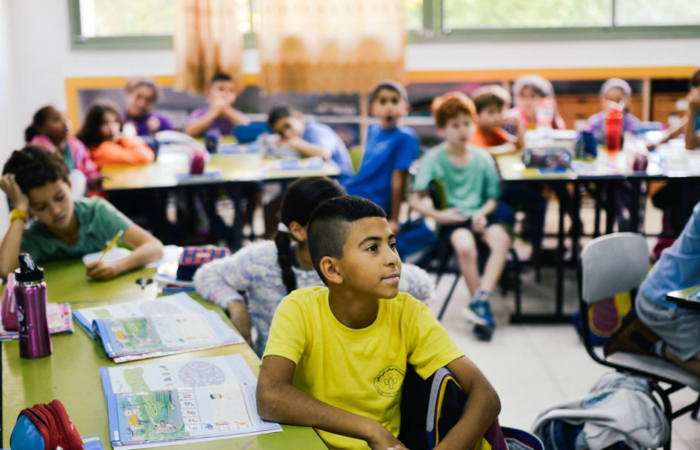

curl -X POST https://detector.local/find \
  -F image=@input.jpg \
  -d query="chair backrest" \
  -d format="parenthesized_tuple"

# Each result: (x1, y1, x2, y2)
(429, 179, 449, 211)
(580, 233, 649, 304)
(349, 146, 363, 174)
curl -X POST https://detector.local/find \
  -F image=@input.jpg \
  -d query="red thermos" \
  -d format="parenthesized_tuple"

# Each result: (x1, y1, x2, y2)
(605, 107, 623, 153)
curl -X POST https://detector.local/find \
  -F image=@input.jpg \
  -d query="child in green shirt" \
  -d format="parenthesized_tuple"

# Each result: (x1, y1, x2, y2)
(0, 145, 163, 280)
(409, 92, 511, 341)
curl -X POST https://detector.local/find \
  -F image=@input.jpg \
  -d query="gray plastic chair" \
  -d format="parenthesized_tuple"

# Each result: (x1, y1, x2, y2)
(579, 232, 700, 450)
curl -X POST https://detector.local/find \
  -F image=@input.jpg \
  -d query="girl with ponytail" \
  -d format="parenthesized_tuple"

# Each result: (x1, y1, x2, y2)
(194, 177, 434, 356)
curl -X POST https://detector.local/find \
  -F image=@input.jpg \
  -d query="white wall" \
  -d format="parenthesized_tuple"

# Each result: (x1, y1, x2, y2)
(8, 0, 700, 129)
(0, 0, 19, 234)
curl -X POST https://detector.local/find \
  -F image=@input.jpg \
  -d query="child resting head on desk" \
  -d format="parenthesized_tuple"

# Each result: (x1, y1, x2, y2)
(469, 84, 523, 155)
(0, 146, 163, 281)
(193, 176, 434, 356)
(267, 105, 354, 184)
(184, 72, 251, 138)
(77, 99, 155, 168)
(256, 195, 500, 450)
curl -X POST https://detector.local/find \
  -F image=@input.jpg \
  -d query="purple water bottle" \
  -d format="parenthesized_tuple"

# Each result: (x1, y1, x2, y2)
(15, 253, 52, 359)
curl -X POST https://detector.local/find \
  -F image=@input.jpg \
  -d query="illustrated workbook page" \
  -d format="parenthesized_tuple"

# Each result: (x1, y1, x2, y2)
(93, 310, 243, 362)
(101, 355, 281, 448)
(73, 293, 207, 337)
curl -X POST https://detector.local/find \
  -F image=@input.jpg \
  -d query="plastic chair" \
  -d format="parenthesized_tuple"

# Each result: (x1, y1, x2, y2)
(418, 179, 522, 321)
(579, 232, 700, 450)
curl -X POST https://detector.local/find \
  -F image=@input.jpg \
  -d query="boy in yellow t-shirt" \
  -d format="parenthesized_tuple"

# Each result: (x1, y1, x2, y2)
(257, 196, 500, 450)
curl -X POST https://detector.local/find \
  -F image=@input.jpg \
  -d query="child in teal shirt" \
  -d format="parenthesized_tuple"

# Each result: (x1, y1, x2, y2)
(410, 92, 510, 341)
(0, 146, 163, 280)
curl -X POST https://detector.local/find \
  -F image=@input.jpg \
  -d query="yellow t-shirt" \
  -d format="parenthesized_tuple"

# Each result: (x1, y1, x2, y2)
(263, 287, 465, 450)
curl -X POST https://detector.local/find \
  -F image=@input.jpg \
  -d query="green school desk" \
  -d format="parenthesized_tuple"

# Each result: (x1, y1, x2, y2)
(101, 152, 340, 191)
(1, 260, 327, 449)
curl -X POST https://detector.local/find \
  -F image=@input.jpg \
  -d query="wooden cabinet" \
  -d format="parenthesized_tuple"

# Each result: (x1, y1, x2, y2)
(652, 93, 688, 123)
(555, 94, 644, 128)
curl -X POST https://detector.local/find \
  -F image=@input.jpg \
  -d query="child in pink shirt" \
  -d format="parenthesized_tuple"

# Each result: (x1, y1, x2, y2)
(25, 106, 100, 187)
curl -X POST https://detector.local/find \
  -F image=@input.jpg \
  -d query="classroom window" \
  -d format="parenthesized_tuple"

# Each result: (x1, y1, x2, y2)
(69, 0, 700, 50)
(615, 0, 700, 26)
(442, 0, 612, 29)
(78, 0, 175, 37)
(406, 0, 425, 30)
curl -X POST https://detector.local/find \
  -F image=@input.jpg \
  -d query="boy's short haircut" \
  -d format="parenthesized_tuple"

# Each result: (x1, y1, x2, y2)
(267, 105, 296, 129)
(307, 196, 387, 283)
(431, 92, 476, 128)
(600, 78, 632, 98)
(370, 80, 409, 104)
(472, 85, 512, 114)
(3, 145, 70, 195)
(209, 72, 233, 87)
(691, 67, 700, 87)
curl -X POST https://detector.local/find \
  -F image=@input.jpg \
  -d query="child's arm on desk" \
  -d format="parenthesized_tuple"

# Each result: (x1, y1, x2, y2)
(258, 355, 406, 450)
(283, 136, 332, 160)
(434, 356, 501, 450)
(86, 224, 163, 281)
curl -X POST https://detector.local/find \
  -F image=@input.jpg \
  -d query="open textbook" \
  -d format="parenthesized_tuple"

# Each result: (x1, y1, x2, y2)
(74, 293, 243, 363)
(101, 355, 281, 448)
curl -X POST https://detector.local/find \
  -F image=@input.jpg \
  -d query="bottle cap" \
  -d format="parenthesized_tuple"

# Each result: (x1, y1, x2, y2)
(14, 253, 44, 283)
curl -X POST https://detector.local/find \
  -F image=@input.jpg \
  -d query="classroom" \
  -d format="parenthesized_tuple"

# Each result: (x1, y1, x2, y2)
(0, 1, 699, 449)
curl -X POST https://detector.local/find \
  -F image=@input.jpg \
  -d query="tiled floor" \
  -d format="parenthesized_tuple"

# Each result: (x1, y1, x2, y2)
(428, 196, 700, 449)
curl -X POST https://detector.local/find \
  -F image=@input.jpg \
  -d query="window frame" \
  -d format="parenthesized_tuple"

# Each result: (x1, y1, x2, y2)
(68, 0, 700, 51)
(408, 0, 700, 43)
(67, 0, 257, 51)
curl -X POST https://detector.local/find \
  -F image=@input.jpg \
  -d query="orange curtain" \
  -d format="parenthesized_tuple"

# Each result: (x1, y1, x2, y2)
(258, 0, 407, 95)
(174, 0, 245, 94)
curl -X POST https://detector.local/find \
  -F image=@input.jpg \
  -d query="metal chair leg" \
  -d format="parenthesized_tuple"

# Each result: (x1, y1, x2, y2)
(649, 381, 673, 450)
(437, 275, 460, 322)
(692, 393, 700, 420)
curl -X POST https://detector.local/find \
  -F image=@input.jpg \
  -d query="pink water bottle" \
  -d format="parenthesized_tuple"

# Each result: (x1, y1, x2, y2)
(15, 253, 52, 359)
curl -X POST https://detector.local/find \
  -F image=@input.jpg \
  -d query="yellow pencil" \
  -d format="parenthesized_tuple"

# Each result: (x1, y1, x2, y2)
(98, 230, 124, 263)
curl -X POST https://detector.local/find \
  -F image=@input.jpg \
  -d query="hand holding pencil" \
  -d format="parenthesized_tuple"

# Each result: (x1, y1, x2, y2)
(86, 230, 125, 281)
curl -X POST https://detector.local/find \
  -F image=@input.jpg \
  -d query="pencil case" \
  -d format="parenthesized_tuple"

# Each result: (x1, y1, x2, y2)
(10, 399, 84, 450)
(176, 246, 231, 281)
(522, 147, 572, 170)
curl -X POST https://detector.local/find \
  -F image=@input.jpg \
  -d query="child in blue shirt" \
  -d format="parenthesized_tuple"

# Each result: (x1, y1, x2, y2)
(267, 106, 354, 184)
(636, 200, 700, 377)
(345, 81, 419, 232)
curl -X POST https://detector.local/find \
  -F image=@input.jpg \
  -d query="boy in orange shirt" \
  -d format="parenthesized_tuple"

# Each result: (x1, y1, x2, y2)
(469, 85, 523, 155)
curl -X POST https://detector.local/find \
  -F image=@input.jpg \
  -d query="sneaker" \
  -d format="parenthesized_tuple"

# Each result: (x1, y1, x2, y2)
(462, 294, 495, 341)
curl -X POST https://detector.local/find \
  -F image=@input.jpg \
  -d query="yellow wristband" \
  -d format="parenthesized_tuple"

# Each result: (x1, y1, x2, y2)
(10, 208, 28, 223)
